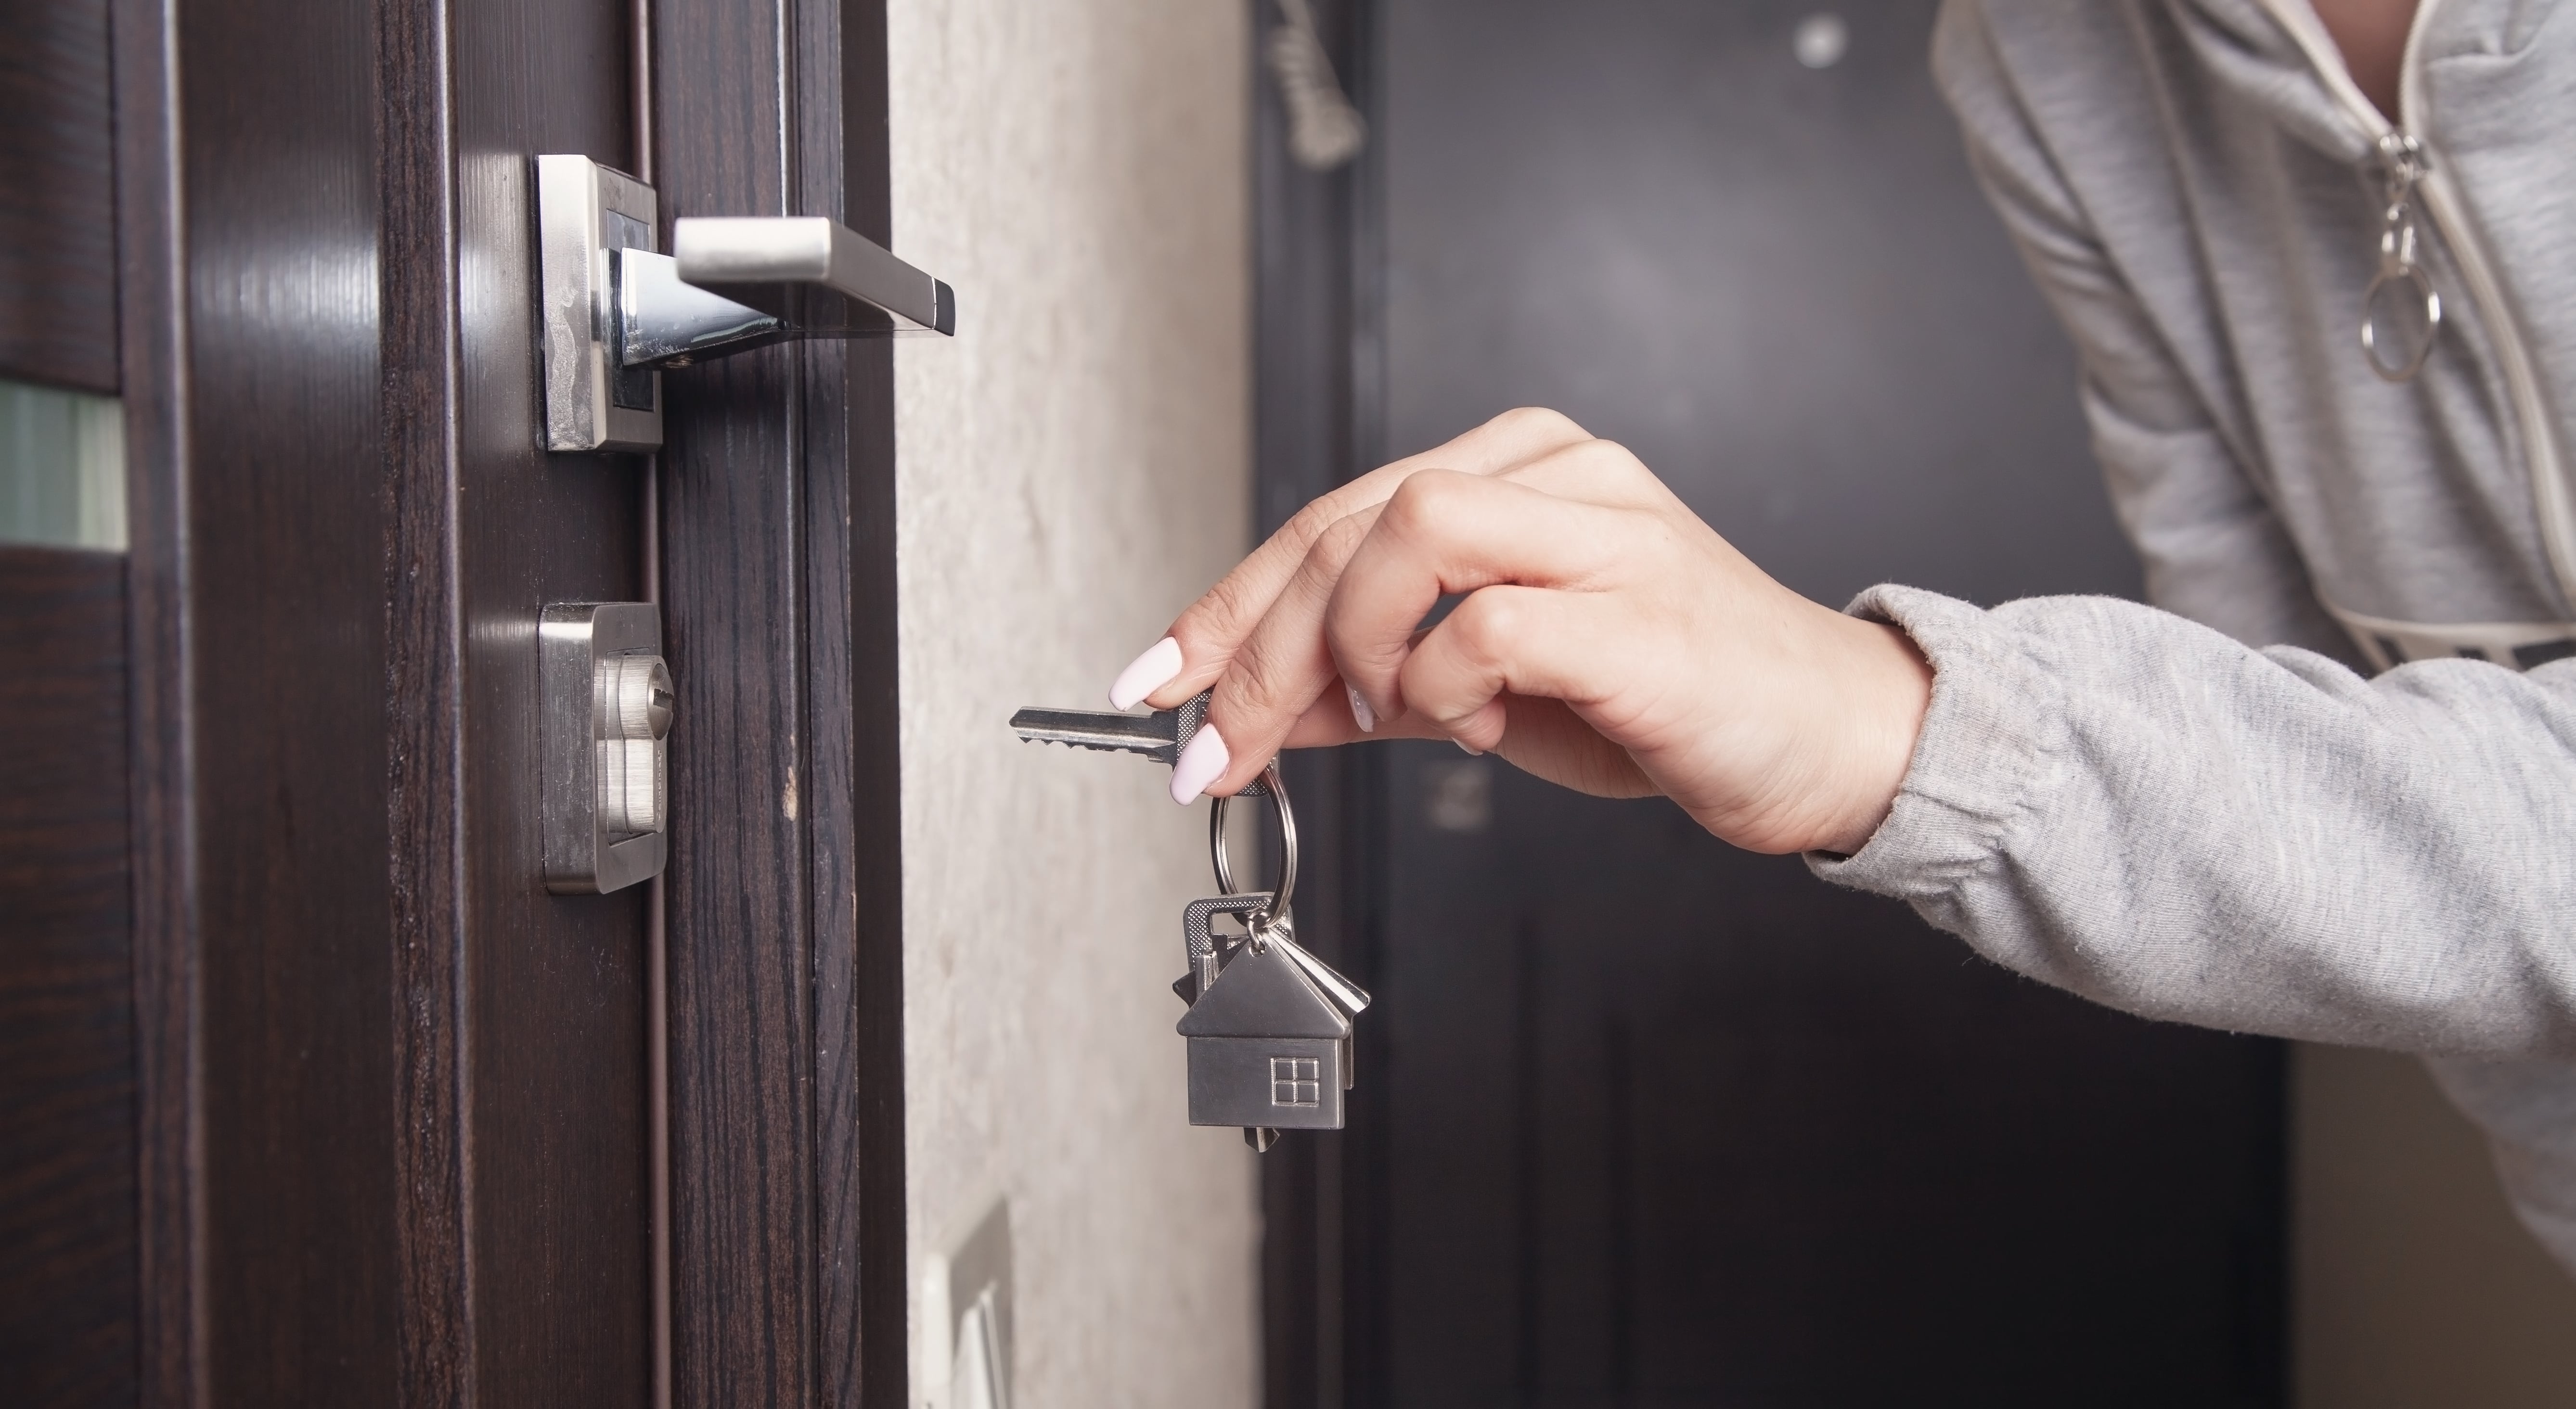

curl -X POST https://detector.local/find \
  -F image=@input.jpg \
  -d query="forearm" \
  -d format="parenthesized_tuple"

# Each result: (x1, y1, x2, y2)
(1817, 587, 2576, 1058)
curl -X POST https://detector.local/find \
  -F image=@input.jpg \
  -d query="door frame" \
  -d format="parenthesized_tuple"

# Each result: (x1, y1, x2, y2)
(1249, 1, 1385, 1403)
(109, 0, 911, 1401)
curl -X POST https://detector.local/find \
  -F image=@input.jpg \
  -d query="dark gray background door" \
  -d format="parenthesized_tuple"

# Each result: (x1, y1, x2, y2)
(1258, 2, 2285, 1404)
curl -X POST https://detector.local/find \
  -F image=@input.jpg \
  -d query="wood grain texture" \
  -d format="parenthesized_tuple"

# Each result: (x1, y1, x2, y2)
(105, 0, 877, 1398)
(0, 546, 137, 1409)
(177, 0, 403, 1398)
(0, 0, 118, 393)
(111, 0, 654, 1402)
(383, 0, 655, 1402)
(377, 0, 473, 1398)
(657, 0, 906, 1401)
(653, 0, 821, 1375)
(449, 0, 654, 1396)
(819, 4, 910, 1404)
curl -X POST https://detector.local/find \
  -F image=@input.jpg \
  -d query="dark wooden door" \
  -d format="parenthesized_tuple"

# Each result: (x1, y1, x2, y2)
(1259, 2, 2285, 1405)
(0, 546, 135, 1409)
(1, 0, 904, 1403)
(1, 1, 142, 1402)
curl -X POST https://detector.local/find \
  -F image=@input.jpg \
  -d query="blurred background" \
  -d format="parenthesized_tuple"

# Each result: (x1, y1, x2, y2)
(1231, 1, 2576, 1406)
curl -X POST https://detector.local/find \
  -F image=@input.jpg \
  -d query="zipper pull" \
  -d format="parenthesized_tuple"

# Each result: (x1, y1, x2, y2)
(2362, 132, 2443, 383)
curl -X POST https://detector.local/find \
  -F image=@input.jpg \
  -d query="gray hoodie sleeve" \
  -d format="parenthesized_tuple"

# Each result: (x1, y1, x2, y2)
(1813, 586, 2576, 1059)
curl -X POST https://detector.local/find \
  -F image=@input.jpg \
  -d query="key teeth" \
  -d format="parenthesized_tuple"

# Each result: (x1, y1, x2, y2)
(1028, 740, 1179, 766)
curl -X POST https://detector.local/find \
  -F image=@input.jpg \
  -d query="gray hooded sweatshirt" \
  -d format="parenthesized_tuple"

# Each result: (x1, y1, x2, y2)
(1810, 0, 2576, 1271)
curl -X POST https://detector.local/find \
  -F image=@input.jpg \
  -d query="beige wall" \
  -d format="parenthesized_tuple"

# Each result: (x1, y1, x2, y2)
(887, 2, 1258, 1406)
(2294, 1044, 2576, 1407)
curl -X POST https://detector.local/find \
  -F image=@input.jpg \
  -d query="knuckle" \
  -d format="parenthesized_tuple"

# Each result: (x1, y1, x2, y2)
(1380, 468, 1469, 537)
(1570, 436, 1642, 479)
(1491, 406, 1583, 440)
(1448, 590, 1522, 659)
(1556, 434, 1647, 475)
(1323, 612, 1406, 679)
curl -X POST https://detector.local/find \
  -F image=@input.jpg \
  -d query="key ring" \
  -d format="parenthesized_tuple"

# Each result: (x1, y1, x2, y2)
(1210, 761, 1297, 932)
(2362, 264, 2442, 383)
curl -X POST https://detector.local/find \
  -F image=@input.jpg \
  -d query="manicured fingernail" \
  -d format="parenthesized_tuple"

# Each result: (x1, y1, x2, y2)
(1348, 686, 1376, 733)
(1108, 636, 1184, 710)
(1454, 737, 1482, 756)
(1171, 724, 1230, 804)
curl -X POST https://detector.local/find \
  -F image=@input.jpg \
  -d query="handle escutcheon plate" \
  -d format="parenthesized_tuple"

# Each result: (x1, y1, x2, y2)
(536, 154, 663, 453)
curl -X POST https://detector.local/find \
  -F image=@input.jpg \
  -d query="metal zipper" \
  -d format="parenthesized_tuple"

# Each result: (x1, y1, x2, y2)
(2361, 131, 2441, 382)
(2253, 0, 2576, 611)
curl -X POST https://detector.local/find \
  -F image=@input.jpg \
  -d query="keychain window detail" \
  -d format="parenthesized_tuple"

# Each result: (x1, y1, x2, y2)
(1272, 1059, 1323, 1108)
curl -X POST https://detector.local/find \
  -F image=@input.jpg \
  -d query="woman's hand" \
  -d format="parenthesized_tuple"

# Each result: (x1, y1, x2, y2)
(1108, 408, 1933, 856)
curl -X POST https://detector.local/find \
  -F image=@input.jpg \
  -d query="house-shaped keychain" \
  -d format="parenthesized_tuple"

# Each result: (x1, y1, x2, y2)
(1177, 913, 1365, 1147)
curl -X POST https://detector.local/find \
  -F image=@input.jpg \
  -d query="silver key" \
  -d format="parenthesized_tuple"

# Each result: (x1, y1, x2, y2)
(1009, 688, 1269, 795)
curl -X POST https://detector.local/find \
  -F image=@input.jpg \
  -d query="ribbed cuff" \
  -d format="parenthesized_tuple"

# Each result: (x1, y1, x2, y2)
(1806, 585, 2068, 905)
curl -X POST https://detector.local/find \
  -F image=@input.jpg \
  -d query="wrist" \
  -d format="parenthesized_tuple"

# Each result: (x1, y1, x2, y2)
(1815, 617, 1931, 855)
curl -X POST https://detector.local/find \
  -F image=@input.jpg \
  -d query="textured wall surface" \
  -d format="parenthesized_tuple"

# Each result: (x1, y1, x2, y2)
(887, 2, 1257, 1405)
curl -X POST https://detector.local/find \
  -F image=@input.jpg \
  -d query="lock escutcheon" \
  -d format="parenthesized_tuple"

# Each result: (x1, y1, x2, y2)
(542, 602, 671, 894)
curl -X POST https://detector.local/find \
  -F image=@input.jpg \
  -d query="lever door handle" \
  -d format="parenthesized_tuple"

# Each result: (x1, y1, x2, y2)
(612, 219, 956, 372)
(536, 154, 957, 454)
(674, 218, 956, 336)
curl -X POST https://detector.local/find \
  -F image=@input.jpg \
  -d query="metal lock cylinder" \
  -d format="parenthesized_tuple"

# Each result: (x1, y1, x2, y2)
(542, 602, 671, 894)
(594, 653, 672, 836)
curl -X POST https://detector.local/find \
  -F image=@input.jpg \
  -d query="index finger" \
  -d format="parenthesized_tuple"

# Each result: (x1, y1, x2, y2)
(1132, 407, 1595, 708)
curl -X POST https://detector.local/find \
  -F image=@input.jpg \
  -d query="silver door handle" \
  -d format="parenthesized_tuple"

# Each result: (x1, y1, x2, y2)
(675, 218, 955, 336)
(617, 218, 957, 369)
(536, 154, 956, 453)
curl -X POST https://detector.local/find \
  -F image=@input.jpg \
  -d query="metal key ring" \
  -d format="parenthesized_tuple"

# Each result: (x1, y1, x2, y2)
(1210, 761, 1297, 924)
(2361, 265, 2442, 384)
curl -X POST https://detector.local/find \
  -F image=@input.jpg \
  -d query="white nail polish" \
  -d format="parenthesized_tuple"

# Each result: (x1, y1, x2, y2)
(1171, 724, 1230, 804)
(1348, 686, 1376, 733)
(1108, 636, 1184, 710)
